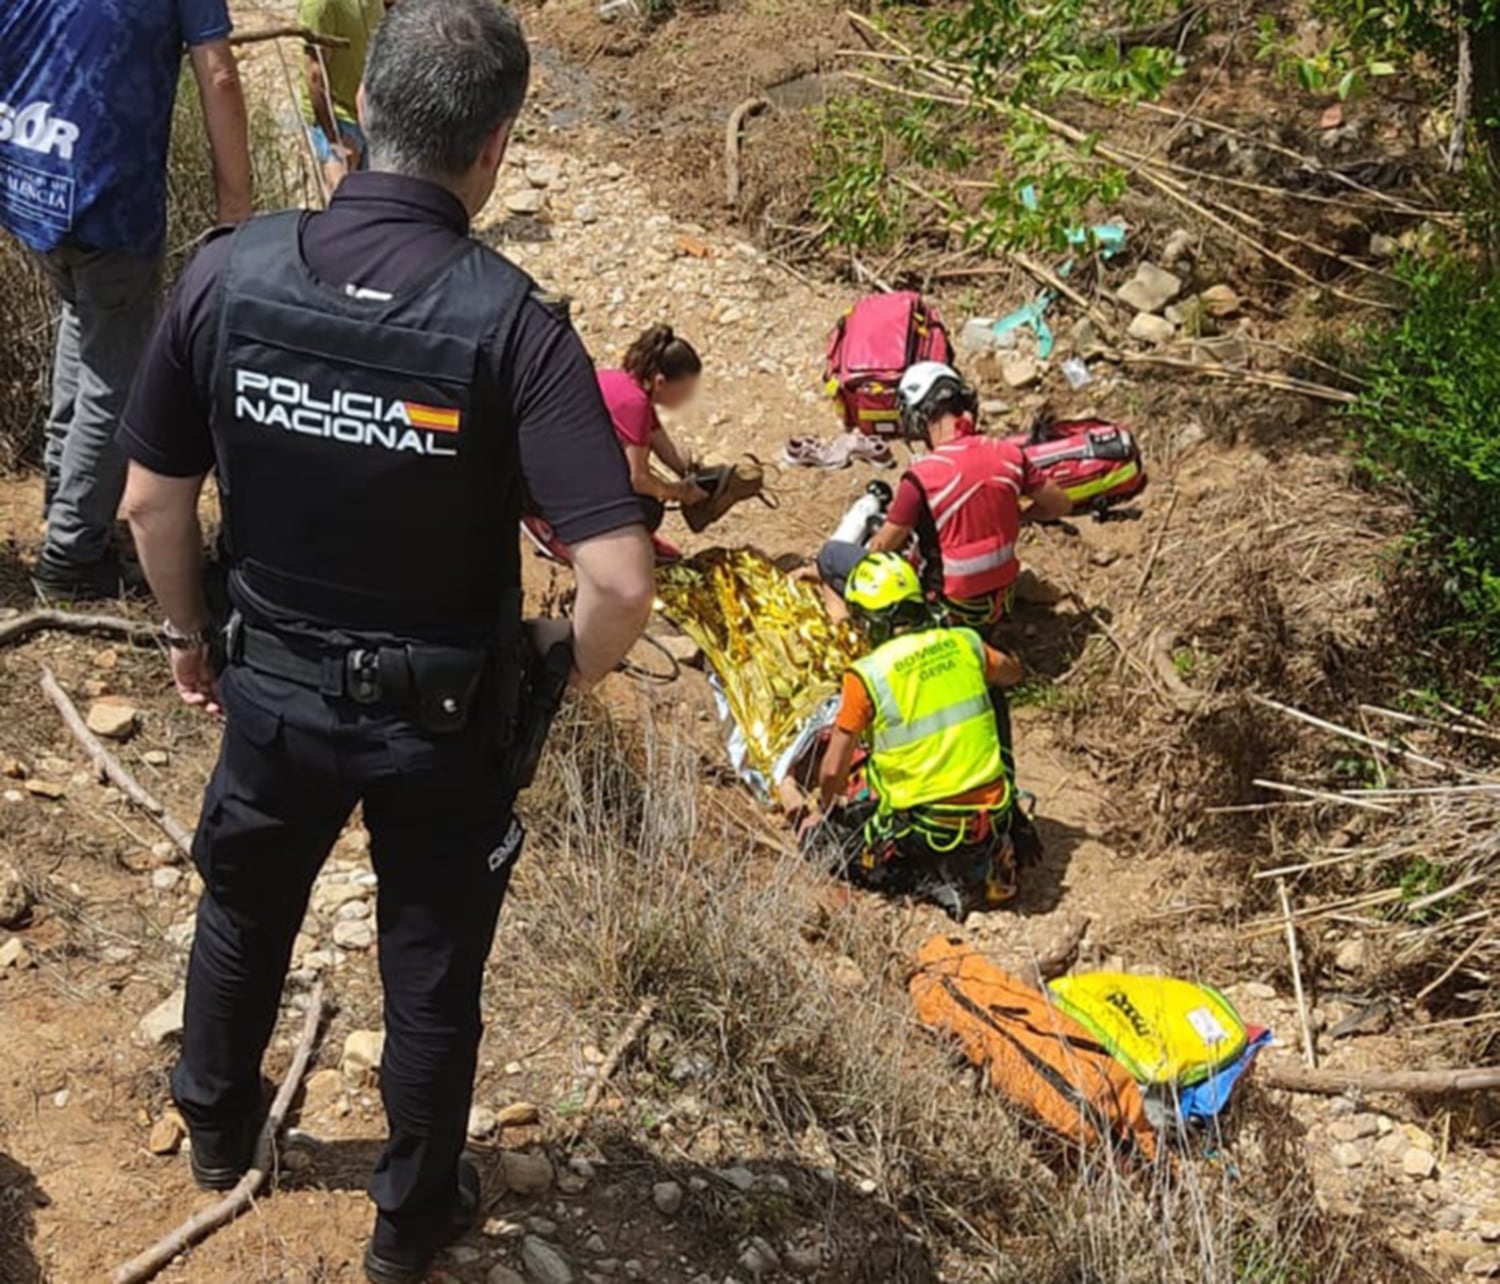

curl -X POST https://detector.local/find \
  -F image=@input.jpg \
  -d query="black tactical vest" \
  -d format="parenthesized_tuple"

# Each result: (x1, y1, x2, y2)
(210, 211, 530, 643)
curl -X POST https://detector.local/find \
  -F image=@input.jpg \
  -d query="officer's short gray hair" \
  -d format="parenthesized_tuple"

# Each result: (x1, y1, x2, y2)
(364, 0, 531, 180)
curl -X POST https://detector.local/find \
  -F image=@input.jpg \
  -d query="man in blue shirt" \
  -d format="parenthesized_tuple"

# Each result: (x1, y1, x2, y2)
(0, 0, 252, 599)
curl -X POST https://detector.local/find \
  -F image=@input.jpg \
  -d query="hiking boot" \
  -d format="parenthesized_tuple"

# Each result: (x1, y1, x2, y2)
(32, 550, 147, 603)
(363, 1156, 481, 1284)
(187, 1115, 261, 1192)
(681, 457, 769, 534)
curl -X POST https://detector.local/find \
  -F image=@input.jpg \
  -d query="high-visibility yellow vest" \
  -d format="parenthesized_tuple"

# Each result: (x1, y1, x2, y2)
(851, 627, 1005, 812)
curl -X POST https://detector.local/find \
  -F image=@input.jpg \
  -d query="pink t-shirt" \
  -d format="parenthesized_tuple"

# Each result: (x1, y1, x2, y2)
(596, 368, 660, 450)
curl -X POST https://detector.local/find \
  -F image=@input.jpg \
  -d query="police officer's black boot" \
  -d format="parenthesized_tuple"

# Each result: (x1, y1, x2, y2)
(186, 1114, 261, 1192)
(363, 1156, 482, 1284)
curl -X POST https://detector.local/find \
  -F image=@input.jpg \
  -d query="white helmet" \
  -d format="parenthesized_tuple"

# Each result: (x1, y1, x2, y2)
(896, 361, 977, 444)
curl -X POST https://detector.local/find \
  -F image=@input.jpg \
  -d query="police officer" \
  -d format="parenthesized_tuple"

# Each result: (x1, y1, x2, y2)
(117, 3, 655, 1280)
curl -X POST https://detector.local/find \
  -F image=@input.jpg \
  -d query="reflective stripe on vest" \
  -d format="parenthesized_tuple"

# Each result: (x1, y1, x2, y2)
(852, 627, 1006, 812)
(943, 542, 1015, 578)
(873, 691, 995, 751)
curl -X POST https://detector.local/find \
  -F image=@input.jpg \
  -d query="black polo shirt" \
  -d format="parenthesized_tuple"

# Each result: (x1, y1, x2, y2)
(120, 172, 641, 550)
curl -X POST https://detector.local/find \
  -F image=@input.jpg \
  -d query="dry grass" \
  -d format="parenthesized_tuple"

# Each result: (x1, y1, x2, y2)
(507, 699, 1428, 1282)
(0, 240, 56, 470)
(1241, 699, 1500, 1058)
(1075, 446, 1408, 854)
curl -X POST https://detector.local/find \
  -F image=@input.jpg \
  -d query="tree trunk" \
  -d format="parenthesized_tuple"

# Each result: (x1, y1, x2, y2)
(1465, 0, 1500, 181)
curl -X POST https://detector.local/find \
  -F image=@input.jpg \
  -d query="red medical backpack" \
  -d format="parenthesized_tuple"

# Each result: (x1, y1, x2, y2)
(823, 292, 953, 437)
(1015, 419, 1148, 514)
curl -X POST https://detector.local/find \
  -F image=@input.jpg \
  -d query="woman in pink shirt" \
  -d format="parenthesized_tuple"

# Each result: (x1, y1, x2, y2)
(596, 325, 708, 530)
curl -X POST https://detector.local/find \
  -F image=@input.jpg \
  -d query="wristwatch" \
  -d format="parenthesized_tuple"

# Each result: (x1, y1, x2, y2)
(162, 620, 215, 651)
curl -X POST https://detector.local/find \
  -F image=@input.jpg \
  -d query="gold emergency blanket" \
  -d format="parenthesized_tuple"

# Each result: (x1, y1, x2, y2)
(656, 549, 865, 781)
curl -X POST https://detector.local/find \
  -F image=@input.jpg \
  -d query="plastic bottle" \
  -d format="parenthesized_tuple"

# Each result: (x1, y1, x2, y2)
(1060, 356, 1093, 389)
(831, 480, 893, 545)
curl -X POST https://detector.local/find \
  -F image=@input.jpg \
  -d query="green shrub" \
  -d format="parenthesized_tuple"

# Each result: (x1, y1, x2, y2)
(812, 0, 1181, 255)
(1352, 255, 1500, 689)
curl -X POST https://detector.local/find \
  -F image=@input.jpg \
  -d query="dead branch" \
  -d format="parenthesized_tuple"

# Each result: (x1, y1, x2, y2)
(845, 9, 1437, 218)
(1416, 933, 1487, 1004)
(40, 667, 196, 856)
(273, 33, 331, 208)
(851, 254, 895, 293)
(1250, 693, 1488, 779)
(725, 97, 771, 210)
(1097, 5, 1204, 52)
(563, 997, 658, 1140)
(1136, 487, 1179, 594)
(1241, 887, 1404, 938)
(110, 983, 327, 1284)
(889, 173, 1122, 334)
(0, 609, 159, 649)
(1278, 878, 1318, 1069)
(229, 25, 350, 49)
(1012, 251, 1119, 336)
(1251, 777, 1398, 814)
(1360, 703, 1500, 747)
(1104, 351, 1360, 404)
(1128, 98, 1438, 215)
(1259, 1061, 1500, 1097)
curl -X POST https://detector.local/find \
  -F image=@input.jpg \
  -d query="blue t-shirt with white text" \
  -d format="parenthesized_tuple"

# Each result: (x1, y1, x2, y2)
(0, 0, 233, 256)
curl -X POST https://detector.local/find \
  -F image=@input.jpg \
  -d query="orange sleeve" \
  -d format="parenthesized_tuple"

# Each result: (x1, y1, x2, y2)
(983, 644, 1022, 687)
(834, 670, 875, 734)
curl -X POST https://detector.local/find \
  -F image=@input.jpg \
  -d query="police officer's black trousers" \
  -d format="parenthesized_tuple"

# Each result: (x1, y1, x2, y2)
(171, 664, 519, 1248)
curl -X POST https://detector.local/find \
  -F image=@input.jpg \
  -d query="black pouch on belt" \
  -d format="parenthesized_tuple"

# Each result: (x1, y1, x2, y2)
(405, 644, 488, 734)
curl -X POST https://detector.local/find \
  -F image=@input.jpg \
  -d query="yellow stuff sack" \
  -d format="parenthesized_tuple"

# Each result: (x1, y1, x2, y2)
(1046, 973, 1248, 1086)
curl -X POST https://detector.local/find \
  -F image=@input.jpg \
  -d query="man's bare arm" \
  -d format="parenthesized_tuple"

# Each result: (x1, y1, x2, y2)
(818, 726, 859, 810)
(120, 463, 210, 631)
(189, 40, 252, 224)
(121, 463, 221, 713)
(568, 524, 656, 687)
(867, 520, 914, 553)
(304, 53, 343, 154)
(1022, 480, 1072, 525)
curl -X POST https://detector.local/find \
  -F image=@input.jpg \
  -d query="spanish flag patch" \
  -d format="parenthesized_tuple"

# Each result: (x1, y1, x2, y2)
(402, 401, 462, 434)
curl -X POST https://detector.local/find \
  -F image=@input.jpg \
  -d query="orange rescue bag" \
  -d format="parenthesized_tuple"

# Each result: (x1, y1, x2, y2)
(909, 936, 1159, 1163)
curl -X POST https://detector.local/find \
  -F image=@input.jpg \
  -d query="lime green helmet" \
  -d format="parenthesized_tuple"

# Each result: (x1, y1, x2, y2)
(845, 552, 924, 634)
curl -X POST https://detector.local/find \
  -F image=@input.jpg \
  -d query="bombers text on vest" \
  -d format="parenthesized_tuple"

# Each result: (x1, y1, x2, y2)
(211, 212, 531, 641)
(908, 438, 1026, 602)
(851, 626, 1005, 812)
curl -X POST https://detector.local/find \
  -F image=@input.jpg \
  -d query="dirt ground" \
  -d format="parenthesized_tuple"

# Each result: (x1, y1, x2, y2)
(1, 4, 1497, 1283)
